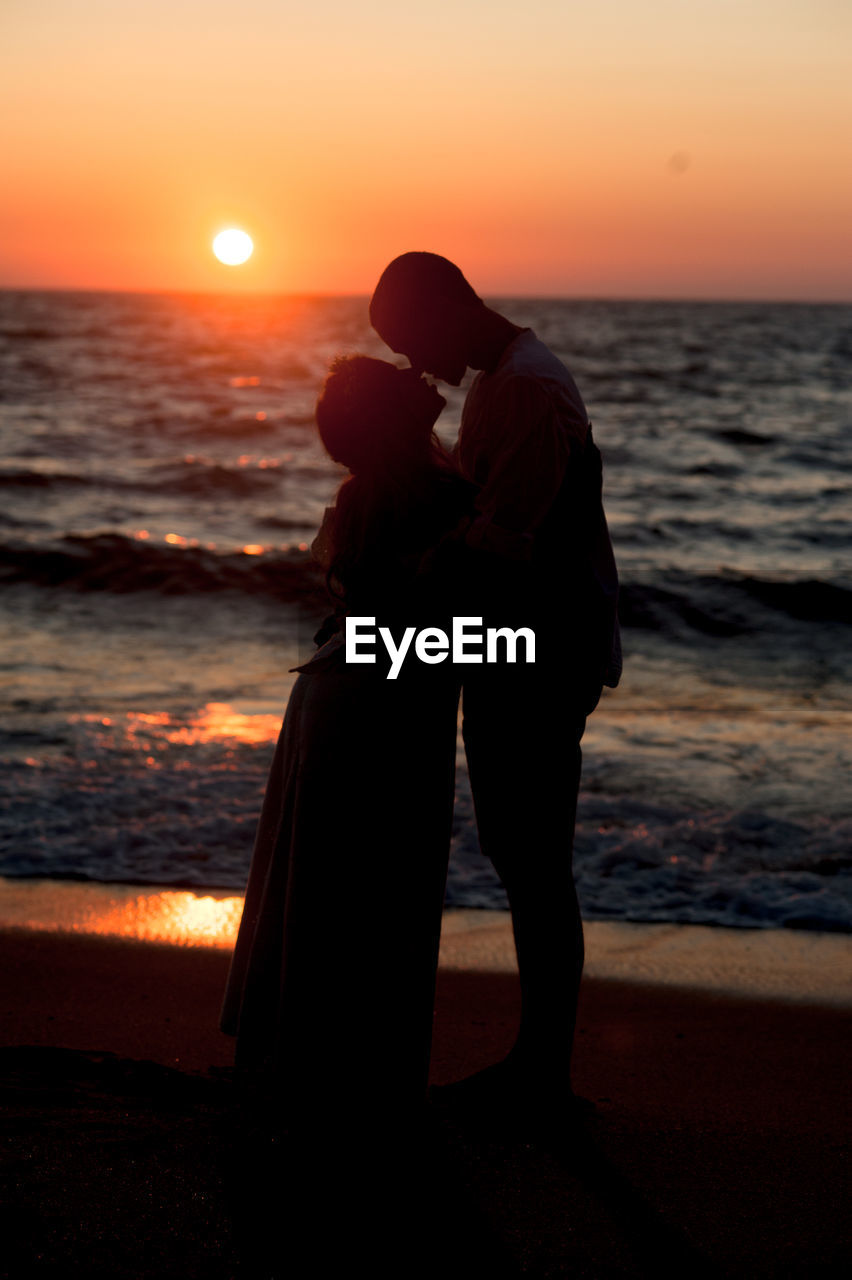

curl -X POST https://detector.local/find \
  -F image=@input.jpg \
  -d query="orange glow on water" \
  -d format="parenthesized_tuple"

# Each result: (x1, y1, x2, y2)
(129, 704, 279, 746)
(0, 879, 243, 948)
(236, 454, 281, 469)
(87, 889, 244, 946)
(75, 703, 281, 749)
(162, 532, 200, 548)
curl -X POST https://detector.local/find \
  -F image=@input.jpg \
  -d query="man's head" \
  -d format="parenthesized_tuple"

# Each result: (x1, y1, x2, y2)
(369, 252, 485, 385)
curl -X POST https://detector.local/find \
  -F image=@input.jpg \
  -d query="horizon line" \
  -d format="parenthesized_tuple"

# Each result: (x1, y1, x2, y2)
(1, 284, 850, 307)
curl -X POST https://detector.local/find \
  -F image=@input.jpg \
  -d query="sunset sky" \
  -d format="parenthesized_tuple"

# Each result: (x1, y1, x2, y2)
(2, 0, 850, 299)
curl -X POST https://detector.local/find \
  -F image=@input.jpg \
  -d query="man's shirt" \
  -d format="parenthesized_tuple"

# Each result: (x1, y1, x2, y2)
(456, 328, 622, 688)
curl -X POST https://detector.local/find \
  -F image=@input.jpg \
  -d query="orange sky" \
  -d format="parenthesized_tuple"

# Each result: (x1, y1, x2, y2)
(2, 0, 850, 299)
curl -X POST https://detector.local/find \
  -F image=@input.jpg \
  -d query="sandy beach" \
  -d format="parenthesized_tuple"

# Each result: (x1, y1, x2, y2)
(1, 888, 849, 1278)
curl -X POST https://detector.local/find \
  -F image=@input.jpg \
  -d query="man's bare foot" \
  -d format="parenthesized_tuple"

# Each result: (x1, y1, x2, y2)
(429, 1053, 595, 1136)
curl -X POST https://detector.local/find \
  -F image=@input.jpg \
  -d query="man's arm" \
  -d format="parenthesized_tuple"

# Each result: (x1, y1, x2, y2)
(464, 375, 574, 560)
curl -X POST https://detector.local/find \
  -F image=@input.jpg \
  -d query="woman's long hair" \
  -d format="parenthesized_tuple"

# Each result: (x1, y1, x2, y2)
(315, 355, 456, 602)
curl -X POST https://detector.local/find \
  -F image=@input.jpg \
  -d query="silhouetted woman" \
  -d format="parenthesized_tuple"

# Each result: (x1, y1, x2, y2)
(221, 356, 471, 1149)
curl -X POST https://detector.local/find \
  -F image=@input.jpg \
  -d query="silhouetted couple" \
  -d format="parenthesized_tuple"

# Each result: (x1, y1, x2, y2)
(221, 253, 620, 1264)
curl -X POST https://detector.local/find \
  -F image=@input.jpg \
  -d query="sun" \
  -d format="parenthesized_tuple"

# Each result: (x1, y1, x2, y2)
(212, 228, 254, 266)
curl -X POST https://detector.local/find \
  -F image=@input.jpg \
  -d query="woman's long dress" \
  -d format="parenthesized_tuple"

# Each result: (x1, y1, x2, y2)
(220, 471, 470, 1134)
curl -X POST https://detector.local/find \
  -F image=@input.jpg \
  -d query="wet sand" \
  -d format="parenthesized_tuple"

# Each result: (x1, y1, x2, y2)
(1, 905, 849, 1277)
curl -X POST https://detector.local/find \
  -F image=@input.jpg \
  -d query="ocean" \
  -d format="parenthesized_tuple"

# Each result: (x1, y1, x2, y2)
(1, 290, 850, 932)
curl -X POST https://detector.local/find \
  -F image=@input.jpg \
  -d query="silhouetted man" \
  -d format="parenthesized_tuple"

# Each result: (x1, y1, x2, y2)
(370, 253, 620, 1122)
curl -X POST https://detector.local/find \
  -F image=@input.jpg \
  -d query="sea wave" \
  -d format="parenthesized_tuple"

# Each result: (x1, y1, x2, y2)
(0, 533, 326, 601)
(619, 573, 852, 634)
(0, 457, 323, 500)
(2, 748, 849, 931)
(0, 326, 60, 342)
(0, 469, 91, 489)
(149, 461, 284, 499)
(2, 532, 850, 635)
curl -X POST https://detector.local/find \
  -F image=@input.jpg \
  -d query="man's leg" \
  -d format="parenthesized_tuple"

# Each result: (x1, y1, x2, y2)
(461, 664, 587, 1091)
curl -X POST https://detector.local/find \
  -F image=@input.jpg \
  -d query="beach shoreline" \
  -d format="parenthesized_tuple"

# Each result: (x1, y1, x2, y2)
(3, 887, 850, 1275)
(2, 875, 849, 1007)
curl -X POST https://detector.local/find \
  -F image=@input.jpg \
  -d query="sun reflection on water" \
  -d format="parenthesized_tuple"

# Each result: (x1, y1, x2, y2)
(76, 703, 281, 749)
(5, 702, 283, 942)
(89, 889, 244, 946)
(0, 879, 243, 948)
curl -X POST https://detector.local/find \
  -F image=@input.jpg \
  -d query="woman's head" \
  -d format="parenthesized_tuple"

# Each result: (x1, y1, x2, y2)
(315, 355, 445, 476)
